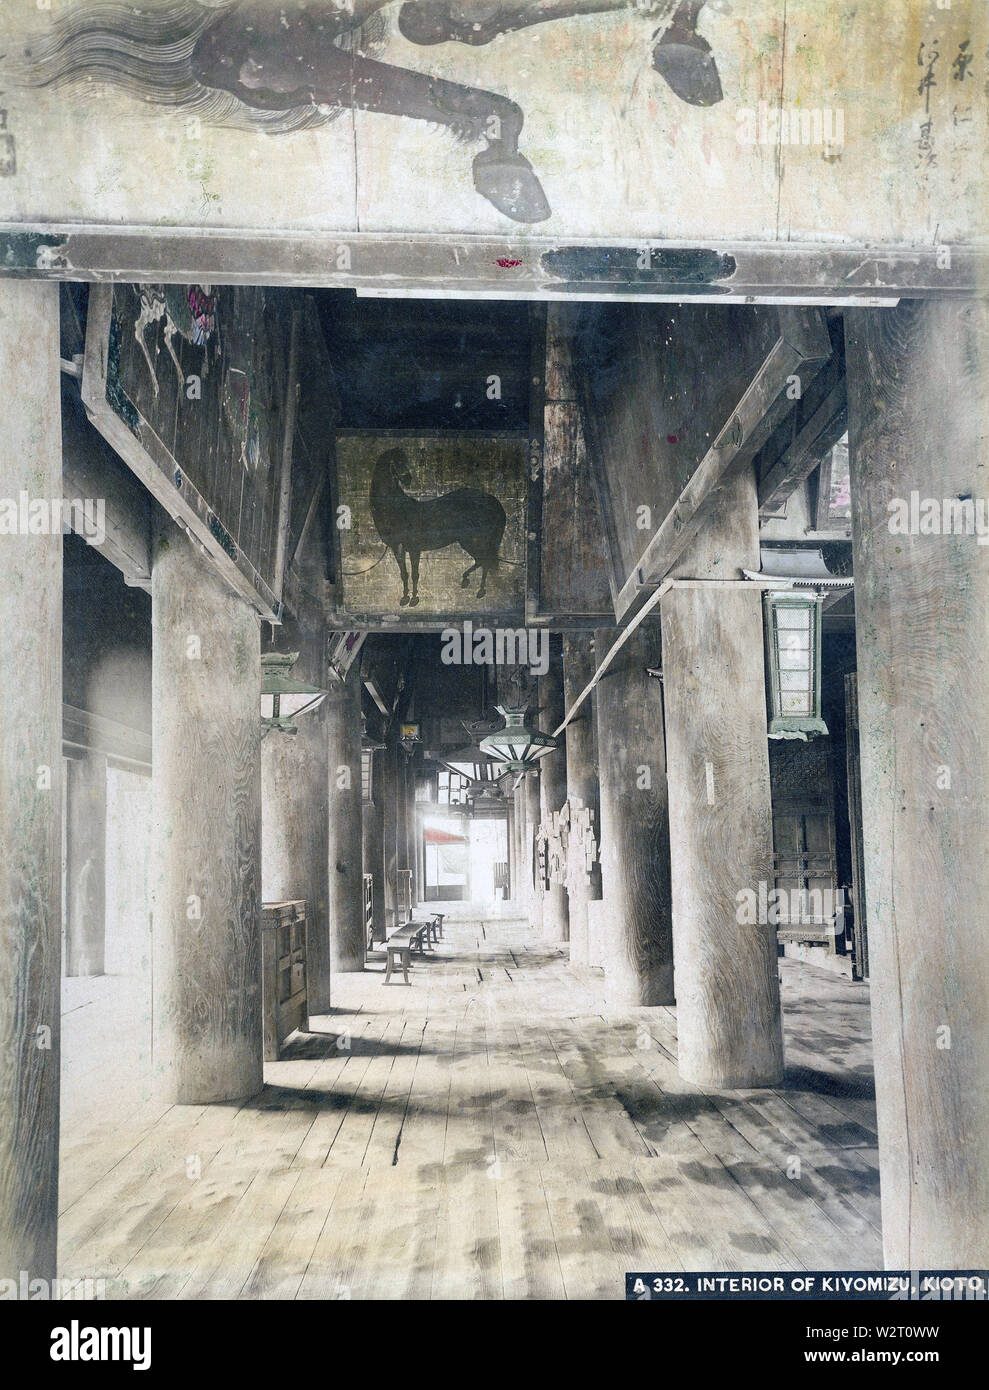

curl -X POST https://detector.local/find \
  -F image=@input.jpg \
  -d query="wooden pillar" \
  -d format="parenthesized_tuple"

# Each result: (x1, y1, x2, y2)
(594, 620, 675, 1006)
(512, 784, 525, 906)
(262, 621, 331, 1008)
(403, 756, 418, 905)
(396, 752, 410, 882)
(381, 740, 400, 927)
(846, 298, 989, 1267)
(562, 635, 600, 965)
(538, 646, 569, 943)
(524, 773, 543, 933)
(363, 750, 386, 943)
(0, 281, 62, 1283)
(64, 753, 107, 977)
(151, 520, 263, 1104)
(661, 467, 783, 1087)
(326, 661, 365, 973)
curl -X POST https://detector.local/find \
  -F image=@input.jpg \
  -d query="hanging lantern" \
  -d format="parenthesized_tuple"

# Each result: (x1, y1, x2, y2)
(478, 704, 558, 773)
(399, 721, 421, 755)
(763, 593, 828, 740)
(261, 652, 326, 735)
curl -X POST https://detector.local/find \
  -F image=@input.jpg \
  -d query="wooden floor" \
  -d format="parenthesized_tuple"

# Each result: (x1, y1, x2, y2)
(58, 912, 883, 1299)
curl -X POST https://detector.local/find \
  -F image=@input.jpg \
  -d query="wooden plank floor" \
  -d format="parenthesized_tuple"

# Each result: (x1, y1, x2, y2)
(58, 913, 883, 1299)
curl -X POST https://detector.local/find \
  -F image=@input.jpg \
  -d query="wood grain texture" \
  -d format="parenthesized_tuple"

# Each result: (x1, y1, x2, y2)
(593, 620, 674, 1007)
(523, 775, 543, 935)
(362, 751, 386, 944)
(846, 298, 989, 1267)
(261, 619, 332, 1006)
(64, 753, 107, 977)
(56, 917, 882, 1298)
(326, 660, 365, 974)
(661, 466, 783, 1088)
(151, 519, 263, 1104)
(562, 636, 599, 965)
(0, 280, 62, 1281)
(537, 307, 612, 622)
(538, 649, 569, 944)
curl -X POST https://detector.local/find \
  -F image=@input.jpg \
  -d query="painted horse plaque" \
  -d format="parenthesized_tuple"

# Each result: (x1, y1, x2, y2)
(335, 432, 526, 621)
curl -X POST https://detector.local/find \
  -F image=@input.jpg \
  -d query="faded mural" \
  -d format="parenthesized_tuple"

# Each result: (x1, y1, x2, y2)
(335, 433, 526, 619)
(0, 0, 984, 243)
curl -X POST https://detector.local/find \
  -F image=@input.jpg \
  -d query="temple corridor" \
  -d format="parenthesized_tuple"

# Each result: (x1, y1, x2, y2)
(58, 913, 880, 1300)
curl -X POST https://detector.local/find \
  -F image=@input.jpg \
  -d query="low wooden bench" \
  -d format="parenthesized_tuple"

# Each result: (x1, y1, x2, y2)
(384, 919, 433, 984)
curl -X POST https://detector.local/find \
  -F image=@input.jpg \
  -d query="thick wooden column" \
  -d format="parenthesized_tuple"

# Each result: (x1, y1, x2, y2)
(0, 281, 62, 1283)
(363, 751, 386, 943)
(562, 636, 600, 965)
(381, 740, 400, 926)
(594, 620, 675, 1006)
(151, 520, 263, 1104)
(661, 467, 783, 1087)
(262, 622, 331, 1009)
(327, 661, 365, 973)
(512, 784, 525, 906)
(538, 647, 569, 943)
(403, 757, 418, 905)
(524, 773, 543, 933)
(64, 753, 108, 977)
(846, 299, 989, 1267)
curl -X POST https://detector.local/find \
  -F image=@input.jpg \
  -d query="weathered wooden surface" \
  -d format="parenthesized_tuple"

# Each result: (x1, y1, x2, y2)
(56, 917, 882, 1299)
(537, 308, 613, 624)
(0, 280, 62, 1282)
(151, 519, 263, 1104)
(1, 230, 978, 299)
(594, 621, 675, 1007)
(64, 753, 107, 978)
(562, 636, 599, 965)
(661, 466, 783, 1088)
(261, 621, 332, 1008)
(1, 1, 984, 248)
(362, 751, 386, 945)
(327, 661, 366, 974)
(61, 379, 152, 590)
(380, 742, 401, 930)
(524, 775, 543, 935)
(575, 304, 784, 596)
(846, 298, 989, 1267)
(538, 653, 569, 944)
(577, 305, 831, 619)
(82, 284, 300, 619)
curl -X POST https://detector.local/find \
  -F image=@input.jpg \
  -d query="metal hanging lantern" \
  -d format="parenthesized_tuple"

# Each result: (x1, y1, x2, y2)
(261, 652, 326, 735)
(763, 593, 828, 741)
(479, 704, 558, 773)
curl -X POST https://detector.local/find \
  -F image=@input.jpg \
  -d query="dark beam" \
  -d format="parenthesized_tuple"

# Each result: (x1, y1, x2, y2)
(758, 374, 848, 514)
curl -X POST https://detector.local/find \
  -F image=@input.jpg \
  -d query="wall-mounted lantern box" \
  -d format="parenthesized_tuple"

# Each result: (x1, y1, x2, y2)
(763, 592, 828, 741)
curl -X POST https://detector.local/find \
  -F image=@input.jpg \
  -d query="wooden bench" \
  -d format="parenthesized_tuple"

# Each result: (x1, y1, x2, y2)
(383, 919, 433, 984)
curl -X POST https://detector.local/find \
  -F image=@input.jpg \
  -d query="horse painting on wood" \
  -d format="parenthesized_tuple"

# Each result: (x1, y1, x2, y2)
(4, 0, 724, 224)
(370, 447, 507, 606)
